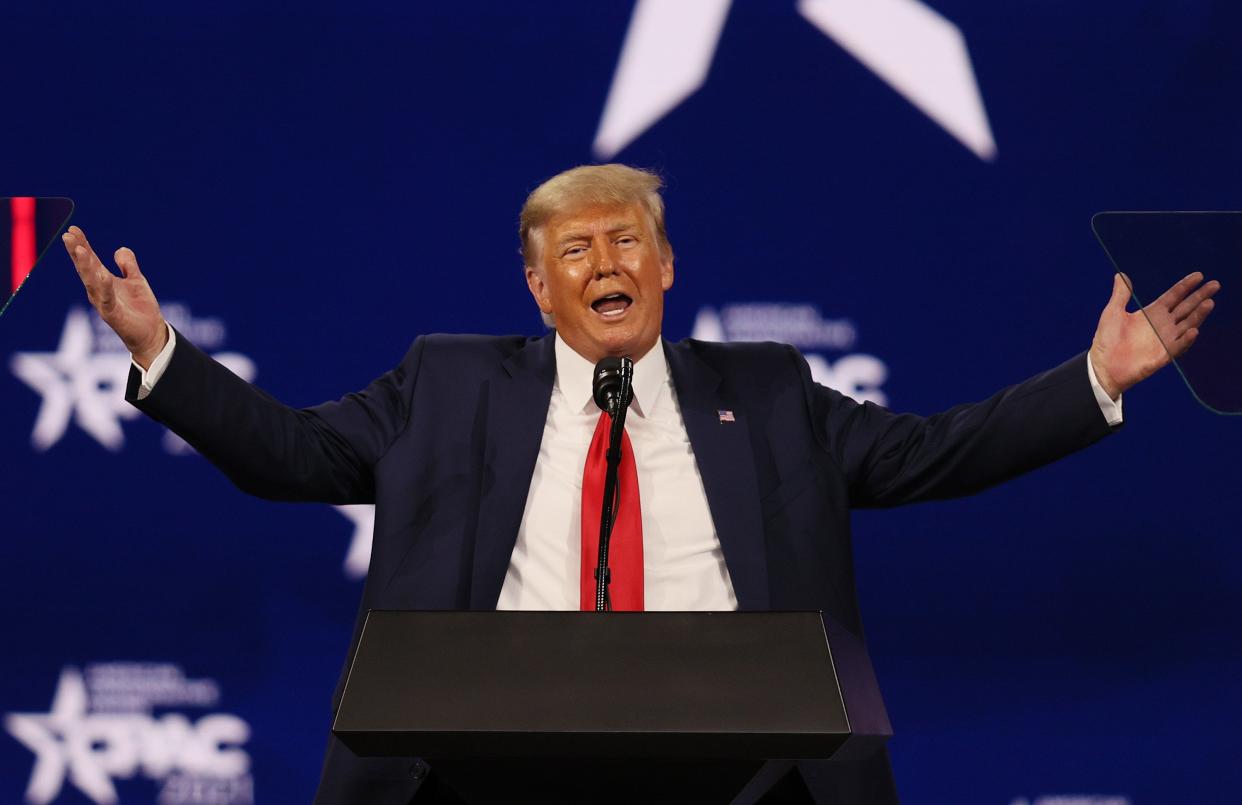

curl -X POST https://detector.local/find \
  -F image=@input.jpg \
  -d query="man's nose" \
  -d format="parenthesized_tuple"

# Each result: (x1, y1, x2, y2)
(592, 239, 619, 277)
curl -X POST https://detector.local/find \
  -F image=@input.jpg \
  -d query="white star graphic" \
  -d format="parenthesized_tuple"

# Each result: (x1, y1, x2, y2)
(10, 308, 138, 451)
(593, 0, 995, 160)
(4, 668, 119, 804)
(10, 307, 257, 452)
(334, 504, 375, 580)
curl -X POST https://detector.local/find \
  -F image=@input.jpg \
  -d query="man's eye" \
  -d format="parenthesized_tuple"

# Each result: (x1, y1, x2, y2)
(616, 236, 637, 247)
(564, 245, 587, 257)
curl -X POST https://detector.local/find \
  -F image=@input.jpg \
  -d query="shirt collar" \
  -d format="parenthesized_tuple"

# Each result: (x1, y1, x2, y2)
(554, 333, 668, 418)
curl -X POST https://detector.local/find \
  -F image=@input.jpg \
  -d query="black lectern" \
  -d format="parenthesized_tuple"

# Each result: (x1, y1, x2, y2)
(332, 611, 890, 803)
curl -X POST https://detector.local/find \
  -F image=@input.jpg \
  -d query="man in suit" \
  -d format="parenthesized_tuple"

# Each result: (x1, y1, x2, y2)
(63, 164, 1218, 803)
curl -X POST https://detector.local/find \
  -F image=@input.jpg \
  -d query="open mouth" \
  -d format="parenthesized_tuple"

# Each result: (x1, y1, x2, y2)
(591, 293, 633, 318)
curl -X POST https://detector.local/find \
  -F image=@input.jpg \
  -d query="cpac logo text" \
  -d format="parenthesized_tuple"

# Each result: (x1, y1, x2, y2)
(692, 302, 888, 406)
(10, 305, 255, 453)
(5, 663, 252, 805)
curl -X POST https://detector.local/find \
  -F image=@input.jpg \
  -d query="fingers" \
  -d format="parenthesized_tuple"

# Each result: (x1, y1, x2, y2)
(63, 226, 110, 280)
(1168, 327, 1199, 358)
(64, 226, 105, 270)
(62, 229, 95, 284)
(1153, 271, 1205, 311)
(80, 245, 116, 309)
(62, 226, 116, 309)
(1106, 272, 1133, 311)
(114, 246, 142, 279)
(1171, 278, 1221, 322)
(61, 227, 86, 270)
(1177, 297, 1215, 334)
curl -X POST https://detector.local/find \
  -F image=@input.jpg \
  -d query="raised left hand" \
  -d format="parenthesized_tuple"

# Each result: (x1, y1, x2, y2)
(1089, 271, 1220, 400)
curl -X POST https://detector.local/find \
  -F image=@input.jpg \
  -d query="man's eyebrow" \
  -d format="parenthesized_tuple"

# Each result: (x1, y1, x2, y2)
(555, 222, 640, 247)
(555, 230, 592, 246)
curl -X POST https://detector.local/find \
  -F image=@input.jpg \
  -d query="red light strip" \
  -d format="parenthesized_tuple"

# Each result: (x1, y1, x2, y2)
(11, 196, 37, 293)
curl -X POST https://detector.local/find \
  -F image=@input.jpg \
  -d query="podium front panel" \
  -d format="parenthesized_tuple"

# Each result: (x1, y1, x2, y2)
(332, 611, 860, 759)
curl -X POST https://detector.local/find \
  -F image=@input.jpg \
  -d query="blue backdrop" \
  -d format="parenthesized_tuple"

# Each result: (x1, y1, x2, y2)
(3, 2, 1240, 802)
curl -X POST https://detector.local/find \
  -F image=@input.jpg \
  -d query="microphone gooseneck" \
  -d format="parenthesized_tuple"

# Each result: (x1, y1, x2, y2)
(591, 356, 634, 612)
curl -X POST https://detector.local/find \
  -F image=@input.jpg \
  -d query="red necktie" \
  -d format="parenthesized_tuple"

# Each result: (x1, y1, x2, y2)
(580, 411, 644, 611)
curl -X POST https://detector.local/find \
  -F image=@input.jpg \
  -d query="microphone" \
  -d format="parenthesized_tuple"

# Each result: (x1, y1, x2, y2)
(592, 356, 634, 414)
(590, 356, 634, 611)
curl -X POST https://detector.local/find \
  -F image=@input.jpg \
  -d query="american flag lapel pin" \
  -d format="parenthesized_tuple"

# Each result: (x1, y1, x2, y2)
(717, 409, 736, 424)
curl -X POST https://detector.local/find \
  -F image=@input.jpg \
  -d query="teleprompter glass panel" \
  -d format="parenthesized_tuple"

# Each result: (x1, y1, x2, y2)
(1092, 212, 1239, 415)
(0, 197, 75, 320)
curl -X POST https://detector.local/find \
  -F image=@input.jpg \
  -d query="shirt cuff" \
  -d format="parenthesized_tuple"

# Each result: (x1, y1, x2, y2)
(132, 323, 177, 401)
(1086, 355, 1123, 426)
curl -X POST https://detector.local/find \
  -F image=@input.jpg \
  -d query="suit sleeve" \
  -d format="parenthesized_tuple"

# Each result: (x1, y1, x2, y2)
(126, 327, 424, 504)
(799, 348, 1118, 508)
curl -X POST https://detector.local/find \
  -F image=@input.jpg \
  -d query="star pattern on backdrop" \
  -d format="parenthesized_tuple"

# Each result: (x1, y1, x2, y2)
(10, 308, 138, 451)
(594, 0, 996, 160)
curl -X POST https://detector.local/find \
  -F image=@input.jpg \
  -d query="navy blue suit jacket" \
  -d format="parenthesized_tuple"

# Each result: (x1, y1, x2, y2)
(128, 330, 1114, 803)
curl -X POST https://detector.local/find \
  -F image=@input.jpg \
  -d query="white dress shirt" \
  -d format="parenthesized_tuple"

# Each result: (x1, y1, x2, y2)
(134, 325, 1122, 611)
(496, 334, 739, 611)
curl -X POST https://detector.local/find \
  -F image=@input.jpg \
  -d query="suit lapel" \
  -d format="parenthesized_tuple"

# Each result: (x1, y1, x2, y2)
(665, 340, 771, 610)
(470, 334, 555, 609)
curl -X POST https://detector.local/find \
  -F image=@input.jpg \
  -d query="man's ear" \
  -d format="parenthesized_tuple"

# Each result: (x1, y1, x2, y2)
(660, 254, 674, 292)
(525, 266, 553, 314)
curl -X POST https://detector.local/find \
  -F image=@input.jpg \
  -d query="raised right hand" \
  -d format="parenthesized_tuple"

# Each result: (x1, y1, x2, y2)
(63, 226, 168, 369)
(1089, 270, 1219, 400)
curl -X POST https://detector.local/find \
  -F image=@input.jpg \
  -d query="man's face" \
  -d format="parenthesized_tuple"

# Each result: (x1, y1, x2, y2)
(525, 201, 674, 364)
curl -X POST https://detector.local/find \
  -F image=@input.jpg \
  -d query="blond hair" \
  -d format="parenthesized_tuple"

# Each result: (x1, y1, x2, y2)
(519, 164, 671, 265)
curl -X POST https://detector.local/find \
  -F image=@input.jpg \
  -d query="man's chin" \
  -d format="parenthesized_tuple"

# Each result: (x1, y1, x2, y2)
(596, 333, 659, 362)
(563, 328, 657, 364)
